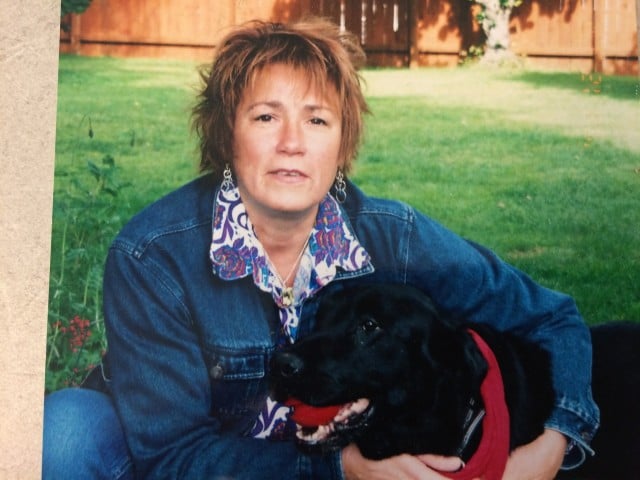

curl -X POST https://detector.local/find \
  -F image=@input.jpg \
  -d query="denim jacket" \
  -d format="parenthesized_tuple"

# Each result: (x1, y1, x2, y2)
(103, 174, 599, 479)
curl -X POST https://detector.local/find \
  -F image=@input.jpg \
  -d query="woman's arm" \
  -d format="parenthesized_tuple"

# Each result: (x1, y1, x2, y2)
(402, 211, 599, 468)
(342, 443, 457, 480)
(501, 429, 566, 480)
(103, 245, 341, 479)
(342, 430, 565, 480)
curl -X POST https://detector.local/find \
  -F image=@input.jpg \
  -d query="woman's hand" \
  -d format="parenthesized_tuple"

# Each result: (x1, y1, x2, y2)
(341, 444, 463, 480)
(501, 429, 567, 480)
(342, 428, 566, 480)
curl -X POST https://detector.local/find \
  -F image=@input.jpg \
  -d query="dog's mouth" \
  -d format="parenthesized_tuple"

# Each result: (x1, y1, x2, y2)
(288, 397, 374, 446)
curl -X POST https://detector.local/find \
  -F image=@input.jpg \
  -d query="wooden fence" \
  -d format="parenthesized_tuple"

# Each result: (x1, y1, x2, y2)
(60, 0, 639, 75)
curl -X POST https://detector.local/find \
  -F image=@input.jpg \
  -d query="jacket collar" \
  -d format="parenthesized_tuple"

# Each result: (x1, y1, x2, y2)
(209, 186, 373, 285)
(209, 186, 374, 341)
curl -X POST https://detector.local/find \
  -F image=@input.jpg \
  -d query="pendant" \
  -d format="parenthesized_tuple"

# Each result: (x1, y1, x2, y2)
(281, 287, 294, 307)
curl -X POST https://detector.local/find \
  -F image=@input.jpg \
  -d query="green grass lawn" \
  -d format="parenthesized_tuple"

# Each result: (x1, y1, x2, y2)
(47, 55, 640, 392)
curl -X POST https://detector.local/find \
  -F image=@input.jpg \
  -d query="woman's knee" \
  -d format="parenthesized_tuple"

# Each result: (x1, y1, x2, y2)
(43, 388, 133, 479)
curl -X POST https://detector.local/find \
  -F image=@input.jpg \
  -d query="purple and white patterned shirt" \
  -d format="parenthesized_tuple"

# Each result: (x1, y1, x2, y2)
(209, 186, 372, 439)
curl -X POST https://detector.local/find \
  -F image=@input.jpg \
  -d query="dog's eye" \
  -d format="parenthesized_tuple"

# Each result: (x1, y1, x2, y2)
(355, 316, 382, 345)
(360, 316, 380, 334)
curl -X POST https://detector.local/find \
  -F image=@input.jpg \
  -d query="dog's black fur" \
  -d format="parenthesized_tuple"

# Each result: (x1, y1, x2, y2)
(269, 284, 640, 479)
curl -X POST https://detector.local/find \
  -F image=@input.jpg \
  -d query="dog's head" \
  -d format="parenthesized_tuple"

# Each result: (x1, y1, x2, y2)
(269, 284, 488, 455)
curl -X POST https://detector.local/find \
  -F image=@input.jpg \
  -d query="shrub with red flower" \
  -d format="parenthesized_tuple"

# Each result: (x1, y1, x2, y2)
(53, 315, 92, 353)
(46, 314, 104, 392)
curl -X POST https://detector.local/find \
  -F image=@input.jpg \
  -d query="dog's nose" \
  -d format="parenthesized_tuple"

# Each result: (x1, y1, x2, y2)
(272, 352, 304, 378)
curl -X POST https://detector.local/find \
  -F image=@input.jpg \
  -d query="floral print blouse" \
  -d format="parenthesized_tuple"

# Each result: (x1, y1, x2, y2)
(209, 186, 372, 439)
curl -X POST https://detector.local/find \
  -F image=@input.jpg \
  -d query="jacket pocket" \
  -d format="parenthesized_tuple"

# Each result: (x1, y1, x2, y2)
(204, 348, 269, 430)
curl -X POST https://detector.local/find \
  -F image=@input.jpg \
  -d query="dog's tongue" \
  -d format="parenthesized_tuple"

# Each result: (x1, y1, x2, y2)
(285, 398, 342, 427)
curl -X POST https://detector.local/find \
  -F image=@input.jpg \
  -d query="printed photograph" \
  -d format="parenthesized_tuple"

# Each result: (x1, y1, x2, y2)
(43, 1, 639, 479)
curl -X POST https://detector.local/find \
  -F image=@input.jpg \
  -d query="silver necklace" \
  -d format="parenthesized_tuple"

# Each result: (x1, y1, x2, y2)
(270, 237, 310, 307)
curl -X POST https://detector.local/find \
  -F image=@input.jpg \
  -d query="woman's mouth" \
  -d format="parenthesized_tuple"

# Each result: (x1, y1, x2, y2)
(272, 169, 307, 179)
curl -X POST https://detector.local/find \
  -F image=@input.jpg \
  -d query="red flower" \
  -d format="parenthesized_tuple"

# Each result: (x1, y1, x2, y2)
(60, 315, 93, 353)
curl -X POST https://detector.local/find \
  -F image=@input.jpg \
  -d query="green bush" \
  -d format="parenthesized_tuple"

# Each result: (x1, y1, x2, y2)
(46, 153, 130, 392)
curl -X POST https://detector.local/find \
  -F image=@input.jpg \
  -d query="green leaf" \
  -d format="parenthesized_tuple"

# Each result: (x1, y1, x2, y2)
(102, 155, 115, 167)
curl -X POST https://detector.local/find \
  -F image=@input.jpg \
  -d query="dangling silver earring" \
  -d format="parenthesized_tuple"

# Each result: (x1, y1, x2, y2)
(334, 168, 347, 203)
(221, 164, 234, 191)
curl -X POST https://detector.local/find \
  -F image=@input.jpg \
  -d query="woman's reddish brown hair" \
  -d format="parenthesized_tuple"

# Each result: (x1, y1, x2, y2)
(192, 18, 369, 180)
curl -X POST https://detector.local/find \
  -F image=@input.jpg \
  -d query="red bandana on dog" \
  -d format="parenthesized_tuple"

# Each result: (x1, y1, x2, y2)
(446, 329, 511, 480)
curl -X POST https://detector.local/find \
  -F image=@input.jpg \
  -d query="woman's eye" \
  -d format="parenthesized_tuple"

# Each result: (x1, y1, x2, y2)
(310, 117, 327, 126)
(255, 114, 273, 122)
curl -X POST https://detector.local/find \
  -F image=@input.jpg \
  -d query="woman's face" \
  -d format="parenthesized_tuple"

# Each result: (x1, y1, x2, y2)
(232, 63, 342, 224)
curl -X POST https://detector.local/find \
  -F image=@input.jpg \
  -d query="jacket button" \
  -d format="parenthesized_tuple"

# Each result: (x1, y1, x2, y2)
(210, 363, 224, 379)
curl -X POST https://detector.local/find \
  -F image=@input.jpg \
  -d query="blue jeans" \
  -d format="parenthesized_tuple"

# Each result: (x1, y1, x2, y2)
(43, 388, 134, 480)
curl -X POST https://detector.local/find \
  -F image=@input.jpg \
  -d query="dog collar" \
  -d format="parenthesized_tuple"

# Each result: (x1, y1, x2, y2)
(446, 329, 511, 480)
(455, 397, 486, 462)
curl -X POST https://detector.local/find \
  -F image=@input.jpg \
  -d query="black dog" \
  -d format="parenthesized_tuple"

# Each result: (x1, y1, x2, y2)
(269, 284, 640, 479)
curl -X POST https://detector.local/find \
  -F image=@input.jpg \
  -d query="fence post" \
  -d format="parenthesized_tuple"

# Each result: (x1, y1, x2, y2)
(592, 0, 606, 72)
(70, 13, 82, 54)
(636, 0, 640, 71)
(409, 0, 419, 68)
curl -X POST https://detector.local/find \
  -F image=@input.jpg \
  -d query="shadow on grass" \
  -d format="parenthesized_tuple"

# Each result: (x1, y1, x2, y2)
(510, 71, 640, 101)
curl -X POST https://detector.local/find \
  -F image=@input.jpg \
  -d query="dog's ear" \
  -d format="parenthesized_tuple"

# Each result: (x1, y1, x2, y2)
(459, 331, 488, 391)
(419, 323, 488, 393)
(314, 287, 354, 329)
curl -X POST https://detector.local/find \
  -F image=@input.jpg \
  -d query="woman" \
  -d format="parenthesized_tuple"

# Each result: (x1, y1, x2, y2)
(43, 18, 598, 479)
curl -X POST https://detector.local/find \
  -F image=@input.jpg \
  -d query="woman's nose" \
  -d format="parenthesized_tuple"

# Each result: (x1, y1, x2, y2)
(277, 119, 304, 155)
